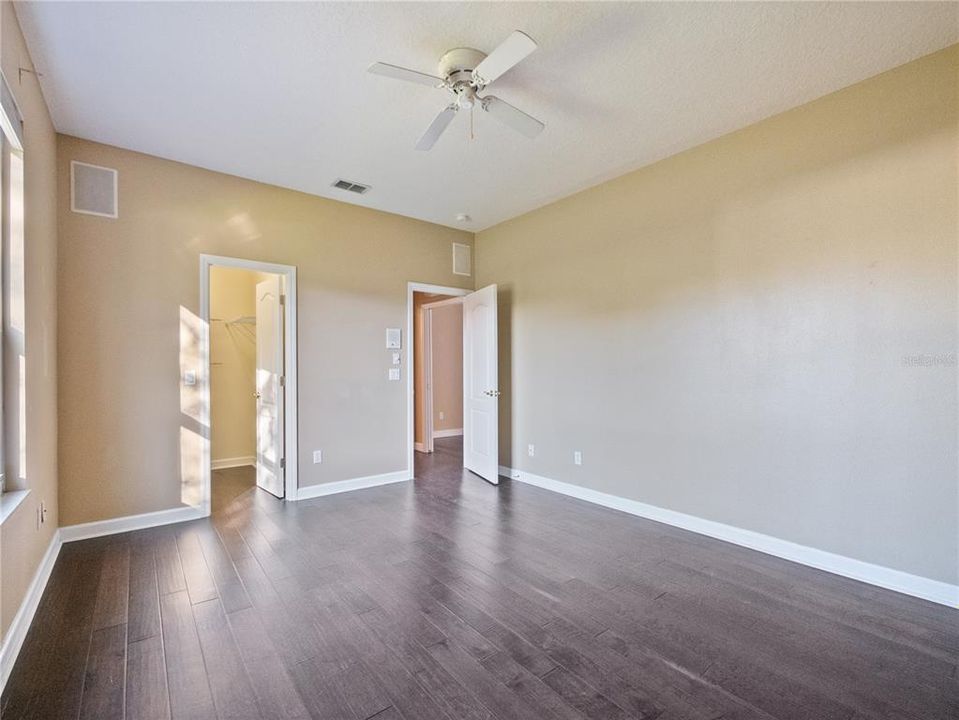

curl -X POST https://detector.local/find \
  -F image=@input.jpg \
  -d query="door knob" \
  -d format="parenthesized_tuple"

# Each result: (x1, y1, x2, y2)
(253, 391, 261, 399)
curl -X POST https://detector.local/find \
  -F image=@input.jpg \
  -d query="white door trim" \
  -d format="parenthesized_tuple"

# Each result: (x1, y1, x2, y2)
(420, 295, 463, 452)
(407, 282, 469, 479)
(422, 296, 464, 454)
(200, 254, 299, 509)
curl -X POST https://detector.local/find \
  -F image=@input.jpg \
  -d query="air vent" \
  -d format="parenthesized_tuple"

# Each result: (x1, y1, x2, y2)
(452, 242, 471, 277)
(331, 178, 371, 194)
(71, 161, 118, 218)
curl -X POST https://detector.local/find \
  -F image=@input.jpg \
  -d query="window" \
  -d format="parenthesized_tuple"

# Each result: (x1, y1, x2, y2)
(0, 69, 24, 517)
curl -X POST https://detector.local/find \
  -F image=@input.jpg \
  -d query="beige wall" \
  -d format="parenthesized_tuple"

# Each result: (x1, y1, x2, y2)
(476, 46, 959, 584)
(413, 292, 455, 446)
(58, 136, 472, 525)
(210, 266, 259, 464)
(0, 5, 59, 640)
(412, 292, 431, 446)
(430, 302, 463, 433)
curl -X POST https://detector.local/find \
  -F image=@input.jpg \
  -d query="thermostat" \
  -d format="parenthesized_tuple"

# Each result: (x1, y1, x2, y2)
(386, 328, 401, 349)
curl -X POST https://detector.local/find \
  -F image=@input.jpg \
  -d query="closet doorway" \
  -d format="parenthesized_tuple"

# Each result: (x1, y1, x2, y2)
(201, 255, 297, 512)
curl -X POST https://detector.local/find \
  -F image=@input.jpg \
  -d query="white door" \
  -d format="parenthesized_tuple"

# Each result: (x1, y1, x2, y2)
(255, 275, 285, 498)
(463, 284, 499, 484)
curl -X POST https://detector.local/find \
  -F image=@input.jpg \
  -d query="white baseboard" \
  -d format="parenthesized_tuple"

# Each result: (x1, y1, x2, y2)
(59, 505, 207, 543)
(432, 428, 463, 439)
(296, 470, 410, 501)
(414, 442, 428, 453)
(212, 456, 255, 470)
(504, 467, 959, 609)
(0, 529, 62, 693)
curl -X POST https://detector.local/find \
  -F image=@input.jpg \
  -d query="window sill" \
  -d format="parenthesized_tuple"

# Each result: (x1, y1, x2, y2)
(0, 489, 30, 525)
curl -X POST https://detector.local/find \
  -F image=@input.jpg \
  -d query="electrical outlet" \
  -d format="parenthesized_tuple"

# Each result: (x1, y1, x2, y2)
(574, 451, 583, 465)
(439, 411, 445, 420)
(313, 450, 322, 464)
(528, 444, 535, 457)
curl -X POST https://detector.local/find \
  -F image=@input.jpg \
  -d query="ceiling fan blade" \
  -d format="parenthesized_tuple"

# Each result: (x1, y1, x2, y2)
(472, 30, 538, 86)
(415, 105, 458, 151)
(368, 62, 445, 88)
(481, 96, 544, 139)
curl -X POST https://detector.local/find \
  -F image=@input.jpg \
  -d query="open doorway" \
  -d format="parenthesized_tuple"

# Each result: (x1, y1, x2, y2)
(201, 255, 298, 514)
(407, 282, 500, 485)
(413, 291, 465, 474)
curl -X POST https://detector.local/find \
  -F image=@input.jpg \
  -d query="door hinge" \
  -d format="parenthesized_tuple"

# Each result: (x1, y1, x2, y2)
(280, 457, 286, 469)
(280, 294, 286, 306)
(280, 375, 285, 387)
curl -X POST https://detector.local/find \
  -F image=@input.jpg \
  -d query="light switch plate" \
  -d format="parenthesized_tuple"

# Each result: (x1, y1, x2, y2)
(392, 352, 401, 365)
(183, 370, 196, 386)
(388, 368, 400, 381)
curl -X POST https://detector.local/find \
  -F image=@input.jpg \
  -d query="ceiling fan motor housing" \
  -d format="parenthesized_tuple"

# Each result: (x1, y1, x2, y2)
(438, 47, 488, 87)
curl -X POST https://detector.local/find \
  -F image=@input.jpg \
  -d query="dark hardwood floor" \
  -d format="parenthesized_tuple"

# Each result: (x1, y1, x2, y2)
(2, 436, 957, 719)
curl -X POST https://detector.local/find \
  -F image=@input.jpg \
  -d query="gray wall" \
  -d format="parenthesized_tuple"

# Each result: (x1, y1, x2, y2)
(476, 47, 958, 584)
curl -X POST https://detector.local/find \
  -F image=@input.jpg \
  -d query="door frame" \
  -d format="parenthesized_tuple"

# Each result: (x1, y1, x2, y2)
(200, 254, 299, 512)
(407, 282, 470, 478)
(421, 296, 465, 453)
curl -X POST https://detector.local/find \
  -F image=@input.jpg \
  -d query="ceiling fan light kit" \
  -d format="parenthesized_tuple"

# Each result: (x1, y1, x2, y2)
(368, 30, 545, 151)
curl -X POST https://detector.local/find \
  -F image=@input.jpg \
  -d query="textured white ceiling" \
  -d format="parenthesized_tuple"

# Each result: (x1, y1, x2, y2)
(15, 2, 959, 230)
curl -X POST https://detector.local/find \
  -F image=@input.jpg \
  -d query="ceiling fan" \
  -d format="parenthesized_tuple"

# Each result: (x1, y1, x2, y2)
(368, 30, 545, 151)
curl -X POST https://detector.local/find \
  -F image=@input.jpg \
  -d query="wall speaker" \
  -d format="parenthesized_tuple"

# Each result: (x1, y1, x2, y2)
(452, 242, 471, 277)
(70, 161, 118, 218)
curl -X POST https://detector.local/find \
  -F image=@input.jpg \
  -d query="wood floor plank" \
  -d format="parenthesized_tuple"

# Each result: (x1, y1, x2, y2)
(78, 623, 126, 720)
(478, 650, 588, 720)
(196, 523, 253, 612)
(357, 607, 494, 720)
(326, 601, 454, 720)
(539, 666, 633, 720)
(155, 528, 187, 595)
(176, 526, 219, 605)
(192, 598, 262, 719)
(286, 658, 363, 720)
(92, 541, 131, 630)
(127, 635, 172, 720)
(225, 607, 312, 720)
(128, 537, 162, 642)
(425, 638, 546, 720)
(160, 590, 217, 720)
